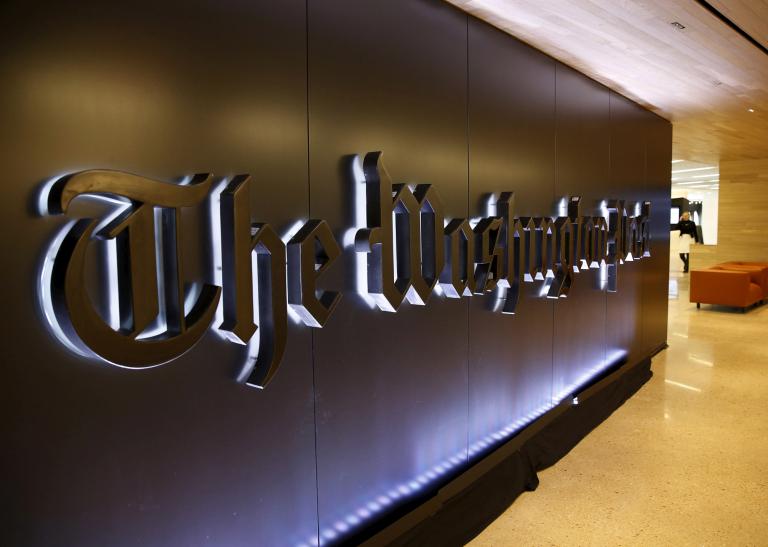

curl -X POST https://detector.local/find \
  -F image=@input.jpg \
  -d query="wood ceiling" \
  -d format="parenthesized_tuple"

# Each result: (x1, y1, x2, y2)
(447, 0, 768, 164)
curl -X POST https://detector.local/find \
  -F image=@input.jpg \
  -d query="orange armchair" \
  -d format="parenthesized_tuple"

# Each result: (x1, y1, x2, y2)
(690, 269, 764, 311)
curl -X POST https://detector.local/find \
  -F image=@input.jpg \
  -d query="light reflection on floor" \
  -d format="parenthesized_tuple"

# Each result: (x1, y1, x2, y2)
(668, 278, 678, 299)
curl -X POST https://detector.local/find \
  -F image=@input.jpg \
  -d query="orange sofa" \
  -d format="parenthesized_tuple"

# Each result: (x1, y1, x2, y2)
(690, 267, 765, 311)
(715, 262, 768, 297)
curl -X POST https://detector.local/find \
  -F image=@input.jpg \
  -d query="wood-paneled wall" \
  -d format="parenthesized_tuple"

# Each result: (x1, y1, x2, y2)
(691, 158, 768, 269)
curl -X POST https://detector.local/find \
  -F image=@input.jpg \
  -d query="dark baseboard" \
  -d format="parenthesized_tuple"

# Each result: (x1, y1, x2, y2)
(349, 353, 655, 547)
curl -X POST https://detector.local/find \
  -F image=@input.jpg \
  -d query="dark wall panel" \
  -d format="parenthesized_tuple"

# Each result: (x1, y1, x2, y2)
(1, 1, 671, 545)
(307, 0, 469, 540)
(552, 65, 611, 401)
(642, 115, 672, 354)
(466, 21, 555, 453)
(0, 2, 318, 546)
(607, 92, 648, 365)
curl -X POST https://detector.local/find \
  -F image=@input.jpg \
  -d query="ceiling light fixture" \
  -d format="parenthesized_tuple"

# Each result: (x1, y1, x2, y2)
(748, 108, 755, 113)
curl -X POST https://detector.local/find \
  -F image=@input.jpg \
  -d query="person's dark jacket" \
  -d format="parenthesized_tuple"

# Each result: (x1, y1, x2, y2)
(678, 219, 699, 242)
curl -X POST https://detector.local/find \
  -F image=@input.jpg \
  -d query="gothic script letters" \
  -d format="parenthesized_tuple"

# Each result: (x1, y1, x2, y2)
(40, 152, 651, 387)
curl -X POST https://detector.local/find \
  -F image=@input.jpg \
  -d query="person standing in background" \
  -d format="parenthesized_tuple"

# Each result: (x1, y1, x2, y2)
(678, 211, 699, 273)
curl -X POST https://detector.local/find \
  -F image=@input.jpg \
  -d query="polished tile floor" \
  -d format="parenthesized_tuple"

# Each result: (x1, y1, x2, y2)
(470, 271, 768, 546)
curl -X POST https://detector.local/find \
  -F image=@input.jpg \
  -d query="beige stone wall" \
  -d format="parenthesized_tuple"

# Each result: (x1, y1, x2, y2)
(690, 158, 768, 270)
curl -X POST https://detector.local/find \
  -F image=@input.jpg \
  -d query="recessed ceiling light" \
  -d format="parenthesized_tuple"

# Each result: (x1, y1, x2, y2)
(670, 21, 686, 30)
(748, 108, 755, 113)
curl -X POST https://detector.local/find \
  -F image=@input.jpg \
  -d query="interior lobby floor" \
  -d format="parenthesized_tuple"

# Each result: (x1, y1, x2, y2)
(470, 270, 768, 546)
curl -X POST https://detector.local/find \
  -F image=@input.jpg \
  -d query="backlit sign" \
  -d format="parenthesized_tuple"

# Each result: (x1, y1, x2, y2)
(39, 151, 650, 388)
